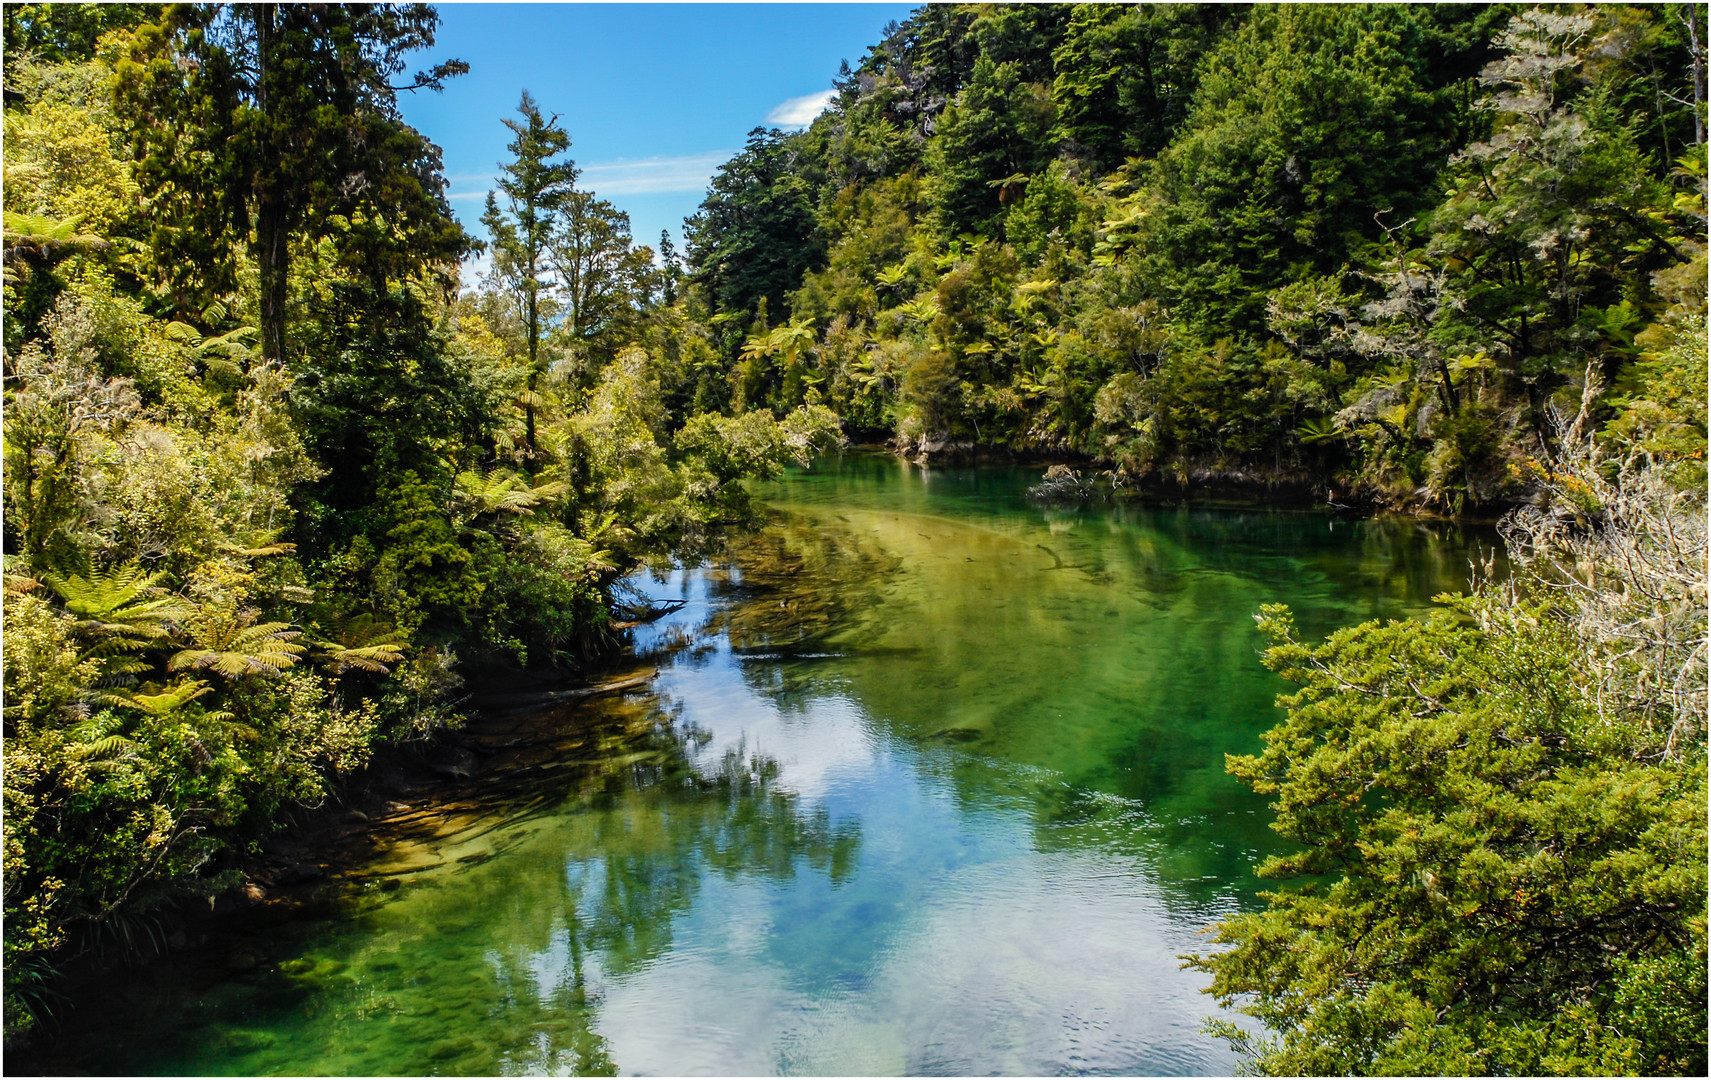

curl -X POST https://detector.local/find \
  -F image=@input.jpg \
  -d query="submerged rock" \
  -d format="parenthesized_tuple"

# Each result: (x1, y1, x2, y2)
(426, 746, 478, 779)
(276, 862, 324, 886)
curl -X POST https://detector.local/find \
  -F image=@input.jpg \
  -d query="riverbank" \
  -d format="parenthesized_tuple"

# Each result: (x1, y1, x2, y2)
(12, 458, 1504, 1075)
(9, 660, 676, 1073)
(880, 436, 1513, 520)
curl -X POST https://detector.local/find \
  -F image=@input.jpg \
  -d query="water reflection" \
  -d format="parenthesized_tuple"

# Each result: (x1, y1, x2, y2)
(716, 459, 1494, 909)
(51, 694, 862, 1077)
(41, 455, 1492, 1077)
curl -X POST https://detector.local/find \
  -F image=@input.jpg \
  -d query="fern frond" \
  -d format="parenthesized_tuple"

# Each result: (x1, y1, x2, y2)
(45, 562, 162, 616)
(897, 297, 940, 323)
(3, 212, 108, 266)
(526, 478, 568, 504)
(79, 624, 170, 652)
(164, 320, 203, 344)
(309, 613, 409, 675)
(91, 690, 140, 710)
(454, 467, 548, 517)
(200, 325, 258, 356)
(4, 211, 87, 240)
(212, 525, 297, 559)
(62, 714, 137, 765)
(91, 654, 152, 682)
(123, 680, 214, 716)
(201, 356, 245, 378)
(235, 542, 295, 557)
(73, 735, 137, 762)
(170, 612, 304, 678)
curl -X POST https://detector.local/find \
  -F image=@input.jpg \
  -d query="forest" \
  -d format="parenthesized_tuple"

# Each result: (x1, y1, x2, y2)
(3, 2, 1705, 1074)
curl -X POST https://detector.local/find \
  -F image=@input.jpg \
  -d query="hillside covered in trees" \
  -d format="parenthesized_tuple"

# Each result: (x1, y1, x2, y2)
(684, 3, 1704, 512)
(3, 2, 1705, 1074)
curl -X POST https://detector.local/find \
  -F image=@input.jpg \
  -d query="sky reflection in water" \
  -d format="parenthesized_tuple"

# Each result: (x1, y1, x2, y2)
(70, 455, 1493, 1076)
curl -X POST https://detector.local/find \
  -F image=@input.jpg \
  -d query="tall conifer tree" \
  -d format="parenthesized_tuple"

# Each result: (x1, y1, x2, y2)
(482, 91, 578, 460)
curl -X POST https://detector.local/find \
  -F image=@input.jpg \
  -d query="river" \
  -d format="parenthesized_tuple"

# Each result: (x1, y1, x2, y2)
(44, 454, 1496, 1076)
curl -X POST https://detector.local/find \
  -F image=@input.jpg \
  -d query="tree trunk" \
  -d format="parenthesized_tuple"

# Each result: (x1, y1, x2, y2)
(1436, 354, 1461, 414)
(525, 286, 539, 465)
(524, 373, 538, 464)
(253, 4, 288, 366)
(256, 196, 289, 366)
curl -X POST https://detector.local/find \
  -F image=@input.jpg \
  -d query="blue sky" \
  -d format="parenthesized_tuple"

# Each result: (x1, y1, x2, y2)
(397, 2, 918, 277)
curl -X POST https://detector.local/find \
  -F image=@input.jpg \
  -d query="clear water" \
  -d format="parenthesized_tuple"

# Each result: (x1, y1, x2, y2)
(50, 455, 1495, 1076)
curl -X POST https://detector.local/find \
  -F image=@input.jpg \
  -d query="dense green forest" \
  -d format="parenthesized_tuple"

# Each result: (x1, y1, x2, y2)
(3, 2, 1705, 1073)
(680, 2, 1704, 512)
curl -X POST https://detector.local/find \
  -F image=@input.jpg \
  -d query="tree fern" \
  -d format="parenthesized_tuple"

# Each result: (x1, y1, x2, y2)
(453, 466, 566, 519)
(897, 296, 941, 323)
(308, 613, 409, 675)
(169, 606, 304, 678)
(63, 714, 138, 770)
(164, 319, 259, 378)
(43, 562, 183, 643)
(4, 554, 41, 598)
(875, 264, 909, 288)
(1, 211, 108, 274)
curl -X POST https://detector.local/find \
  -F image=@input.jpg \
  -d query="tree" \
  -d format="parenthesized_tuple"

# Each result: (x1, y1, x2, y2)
(658, 229, 683, 305)
(685, 127, 823, 320)
(2, 3, 156, 65)
(1049, 3, 1238, 168)
(1138, 4, 1483, 335)
(1425, 9, 1685, 436)
(1192, 442, 1708, 1076)
(289, 279, 493, 531)
(550, 191, 655, 375)
(925, 54, 1055, 237)
(482, 91, 579, 458)
(114, 2, 472, 362)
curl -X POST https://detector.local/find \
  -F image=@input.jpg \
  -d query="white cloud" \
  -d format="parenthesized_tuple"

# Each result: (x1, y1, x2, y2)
(578, 152, 732, 195)
(447, 152, 733, 203)
(765, 89, 835, 129)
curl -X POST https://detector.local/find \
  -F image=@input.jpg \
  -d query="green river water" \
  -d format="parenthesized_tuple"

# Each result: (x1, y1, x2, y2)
(42, 454, 1496, 1076)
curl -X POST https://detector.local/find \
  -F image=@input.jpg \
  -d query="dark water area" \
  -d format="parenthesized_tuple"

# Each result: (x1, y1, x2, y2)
(27, 453, 1499, 1076)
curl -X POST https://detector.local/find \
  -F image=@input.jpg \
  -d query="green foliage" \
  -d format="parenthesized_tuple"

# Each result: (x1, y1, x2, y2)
(1139, 4, 1458, 336)
(481, 90, 579, 455)
(6, 0, 1706, 1058)
(1193, 450, 1708, 1075)
(291, 279, 492, 526)
(5, 7, 826, 1045)
(551, 190, 659, 375)
(1604, 309, 1709, 487)
(925, 54, 1055, 238)
(113, 4, 471, 358)
(1050, 3, 1238, 168)
(3, 3, 157, 63)
(676, 405, 844, 498)
(1426, 11, 1675, 414)
(685, 127, 823, 320)
(673, 2, 1711, 502)
(1004, 160, 1101, 262)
